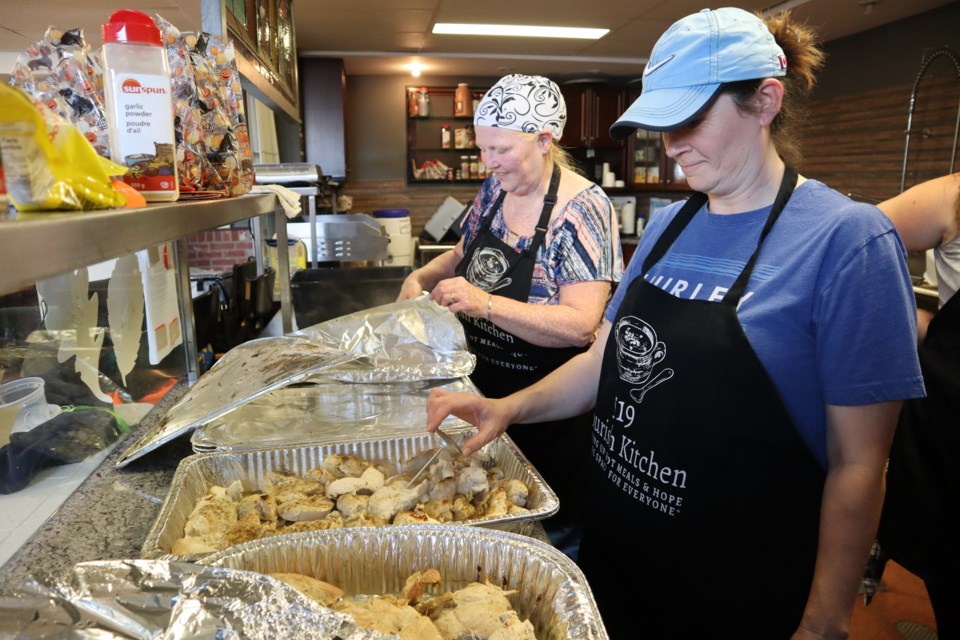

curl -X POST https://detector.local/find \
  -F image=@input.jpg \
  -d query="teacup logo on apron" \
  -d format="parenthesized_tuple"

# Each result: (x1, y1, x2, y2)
(615, 315, 675, 405)
(466, 247, 512, 291)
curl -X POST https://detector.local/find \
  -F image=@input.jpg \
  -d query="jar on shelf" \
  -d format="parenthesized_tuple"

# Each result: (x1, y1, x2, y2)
(469, 155, 479, 180)
(417, 88, 430, 116)
(460, 155, 470, 178)
(455, 83, 472, 116)
(441, 125, 451, 149)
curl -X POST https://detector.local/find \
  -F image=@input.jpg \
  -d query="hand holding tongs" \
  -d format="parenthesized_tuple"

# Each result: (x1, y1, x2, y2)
(405, 428, 464, 489)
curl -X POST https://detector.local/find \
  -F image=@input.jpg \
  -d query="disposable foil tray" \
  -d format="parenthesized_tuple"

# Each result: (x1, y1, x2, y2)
(142, 430, 560, 560)
(201, 525, 608, 640)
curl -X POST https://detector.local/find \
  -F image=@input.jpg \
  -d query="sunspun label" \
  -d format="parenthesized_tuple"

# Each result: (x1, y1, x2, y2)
(112, 73, 177, 194)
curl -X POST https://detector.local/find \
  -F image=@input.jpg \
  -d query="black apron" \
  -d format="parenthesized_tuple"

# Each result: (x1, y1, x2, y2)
(580, 167, 826, 638)
(878, 286, 960, 627)
(454, 164, 591, 536)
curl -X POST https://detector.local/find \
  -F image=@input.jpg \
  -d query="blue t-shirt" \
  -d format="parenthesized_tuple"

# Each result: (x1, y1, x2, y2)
(605, 180, 925, 466)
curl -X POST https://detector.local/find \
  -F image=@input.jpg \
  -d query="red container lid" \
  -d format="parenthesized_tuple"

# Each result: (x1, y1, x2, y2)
(102, 9, 162, 46)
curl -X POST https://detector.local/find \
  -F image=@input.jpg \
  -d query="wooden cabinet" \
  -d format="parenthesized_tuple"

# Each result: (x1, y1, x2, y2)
(561, 81, 624, 149)
(224, 0, 299, 120)
(406, 85, 488, 185)
(630, 128, 687, 189)
(624, 84, 689, 191)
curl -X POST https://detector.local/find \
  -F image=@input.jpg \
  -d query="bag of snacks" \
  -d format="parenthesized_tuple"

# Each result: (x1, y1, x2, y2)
(0, 84, 127, 211)
(156, 15, 253, 198)
(8, 27, 111, 160)
(156, 16, 226, 198)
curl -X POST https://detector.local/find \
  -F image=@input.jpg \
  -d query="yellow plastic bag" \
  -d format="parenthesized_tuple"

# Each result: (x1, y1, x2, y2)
(0, 84, 126, 211)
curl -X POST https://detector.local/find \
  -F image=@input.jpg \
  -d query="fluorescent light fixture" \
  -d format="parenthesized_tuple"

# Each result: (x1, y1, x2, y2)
(433, 23, 609, 39)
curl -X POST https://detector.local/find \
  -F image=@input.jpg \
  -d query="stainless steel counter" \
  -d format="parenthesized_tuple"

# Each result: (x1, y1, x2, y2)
(0, 194, 279, 296)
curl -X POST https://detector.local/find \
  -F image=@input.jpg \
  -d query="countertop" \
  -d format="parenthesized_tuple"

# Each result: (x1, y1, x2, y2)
(0, 381, 193, 589)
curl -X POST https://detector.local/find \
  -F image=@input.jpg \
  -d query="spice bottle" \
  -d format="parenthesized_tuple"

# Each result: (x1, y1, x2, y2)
(441, 125, 451, 149)
(417, 88, 430, 117)
(469, 155, 479, 180)
(460, 155, 470, 179)
(455, 83, 471, 116)
(101, 9, 178, 201)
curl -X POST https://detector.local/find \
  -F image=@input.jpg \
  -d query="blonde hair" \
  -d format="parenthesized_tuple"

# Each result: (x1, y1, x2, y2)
(515, 130, 583, 176)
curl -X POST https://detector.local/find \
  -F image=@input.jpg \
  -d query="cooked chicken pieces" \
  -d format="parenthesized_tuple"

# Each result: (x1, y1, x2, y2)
(171, 448, 534, 553)
(270, 572, 344, 607)
(432, 582, 537, 640)
(274, 569, 535, 640)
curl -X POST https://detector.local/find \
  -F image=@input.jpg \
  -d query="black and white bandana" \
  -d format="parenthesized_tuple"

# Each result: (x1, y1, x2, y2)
(473, 74, 566, 141)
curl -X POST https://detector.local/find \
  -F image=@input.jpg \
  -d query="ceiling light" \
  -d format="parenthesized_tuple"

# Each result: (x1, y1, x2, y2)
(433, 23, 609, 39)
(406, 62, 426, 77)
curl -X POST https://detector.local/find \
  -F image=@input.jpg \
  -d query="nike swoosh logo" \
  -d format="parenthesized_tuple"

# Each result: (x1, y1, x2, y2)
(643, 55, 675, 77)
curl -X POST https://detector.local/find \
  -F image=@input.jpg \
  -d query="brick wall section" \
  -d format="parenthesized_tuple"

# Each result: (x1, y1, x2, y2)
(799, 75, 959, 201)
(186, 229, 255, 272)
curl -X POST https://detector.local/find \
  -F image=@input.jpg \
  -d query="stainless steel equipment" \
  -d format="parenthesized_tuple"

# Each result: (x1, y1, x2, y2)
(254, 163, 387, 265)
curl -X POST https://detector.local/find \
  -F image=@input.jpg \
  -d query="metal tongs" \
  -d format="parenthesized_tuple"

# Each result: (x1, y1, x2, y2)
(405, 428, 464, 488)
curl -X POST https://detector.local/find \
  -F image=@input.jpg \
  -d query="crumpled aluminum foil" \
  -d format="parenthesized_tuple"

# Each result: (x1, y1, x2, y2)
(295, 295, 476, 383)
(190, 376, 481, 453)
(0, 559, 391, 640)
(115, 337, 358, 468)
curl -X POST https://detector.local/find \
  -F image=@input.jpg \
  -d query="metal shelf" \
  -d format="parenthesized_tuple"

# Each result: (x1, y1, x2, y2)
(0, 194, 278, 296)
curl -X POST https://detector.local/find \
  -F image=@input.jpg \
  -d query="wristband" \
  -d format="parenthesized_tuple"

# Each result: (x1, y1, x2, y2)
(486, 294, 493, 321)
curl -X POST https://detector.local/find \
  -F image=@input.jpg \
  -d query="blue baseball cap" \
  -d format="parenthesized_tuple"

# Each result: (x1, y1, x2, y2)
(610, 7, 787, 138)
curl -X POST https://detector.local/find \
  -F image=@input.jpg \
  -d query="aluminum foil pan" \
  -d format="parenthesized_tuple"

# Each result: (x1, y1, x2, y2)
(115, 336, 358, 468)
(0, 559, 390, 640)
(142, 431, 559, 560)
(296, 295, 476, 383)
(190, 376, 482, 453)
(201, 525, 609, 640)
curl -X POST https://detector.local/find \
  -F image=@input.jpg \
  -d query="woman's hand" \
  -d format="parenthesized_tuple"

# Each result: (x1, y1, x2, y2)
(426, 388, 512, 456)
(397, 272, 425, 302)
(429, 276, 486, 317)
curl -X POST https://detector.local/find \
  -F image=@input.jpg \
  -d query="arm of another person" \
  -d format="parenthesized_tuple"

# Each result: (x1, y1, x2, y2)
(879, 173, 960, 251)
(426, 319, 611, 456)
(793, 401, 900, 640)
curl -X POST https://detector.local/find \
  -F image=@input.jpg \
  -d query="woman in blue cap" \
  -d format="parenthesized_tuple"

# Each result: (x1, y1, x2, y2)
(399, 74, 623, 556)
(425, 8, 924, 639)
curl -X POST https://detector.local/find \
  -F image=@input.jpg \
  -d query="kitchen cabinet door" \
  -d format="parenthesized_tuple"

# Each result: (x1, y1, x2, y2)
(560, 82, 624, 149)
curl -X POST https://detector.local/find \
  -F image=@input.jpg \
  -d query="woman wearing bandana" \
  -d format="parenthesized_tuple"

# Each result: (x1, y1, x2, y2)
(424, 10, 924, 639)
(398, 74, 623, 555)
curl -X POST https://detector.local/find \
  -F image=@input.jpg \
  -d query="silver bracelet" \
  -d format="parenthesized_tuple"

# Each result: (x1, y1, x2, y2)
(486, 294, 492, 321)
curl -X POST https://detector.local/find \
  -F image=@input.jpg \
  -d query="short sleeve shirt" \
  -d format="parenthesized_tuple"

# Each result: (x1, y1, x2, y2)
(461, 174, 623, 304)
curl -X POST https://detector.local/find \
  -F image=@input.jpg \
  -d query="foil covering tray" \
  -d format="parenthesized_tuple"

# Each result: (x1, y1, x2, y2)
(202, 525, 609, 640)
(0, 559, 390, 639)
(142, 431, 559, 560)
(115, 336, 358, 468)
(190, 376, 482, 453)
(296, 295, 476, 383)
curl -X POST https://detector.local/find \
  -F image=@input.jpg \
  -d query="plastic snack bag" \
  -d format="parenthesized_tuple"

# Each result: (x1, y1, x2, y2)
(156, 15, 226, 198)
(8, 26, 111, 159)
(0, 84, 127, 211)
